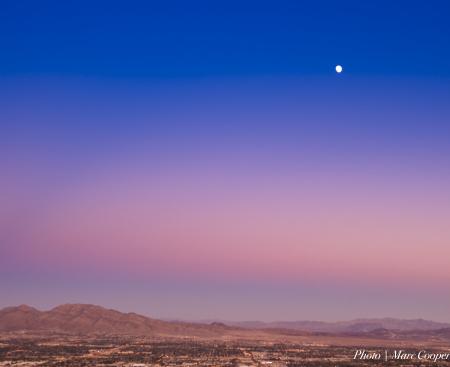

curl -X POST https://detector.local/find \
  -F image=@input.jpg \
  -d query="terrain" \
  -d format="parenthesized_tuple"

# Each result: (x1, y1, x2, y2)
(229, 318, 450, 333)
(1, 305, 450, 366)
(0, 304, 237, 338)
(1, 304, 450, 345)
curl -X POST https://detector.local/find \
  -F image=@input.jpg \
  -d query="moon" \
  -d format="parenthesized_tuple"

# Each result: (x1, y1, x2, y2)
(335, 65, 343, 73)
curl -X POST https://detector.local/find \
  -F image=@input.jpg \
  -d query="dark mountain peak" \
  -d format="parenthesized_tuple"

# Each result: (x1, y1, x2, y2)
(16, 304, 39, 312)
(0, 304, 40, 314)
(51, 303, 110, 313)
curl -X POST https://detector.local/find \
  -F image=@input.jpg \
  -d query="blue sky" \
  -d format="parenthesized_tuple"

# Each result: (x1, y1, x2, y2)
(2, 0, 450, 77)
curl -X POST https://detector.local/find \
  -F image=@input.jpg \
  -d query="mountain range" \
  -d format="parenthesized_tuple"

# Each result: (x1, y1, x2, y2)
(0, 304, 235, 337)
(1, 304, 449, 342)
(227, 318, 450, 333)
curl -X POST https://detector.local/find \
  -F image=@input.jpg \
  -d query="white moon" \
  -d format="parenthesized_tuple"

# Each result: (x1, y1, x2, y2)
(335, 65, 343, 73)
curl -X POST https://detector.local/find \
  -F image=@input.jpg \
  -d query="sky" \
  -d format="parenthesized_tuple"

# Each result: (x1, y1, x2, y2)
(1, 0, 450, 322)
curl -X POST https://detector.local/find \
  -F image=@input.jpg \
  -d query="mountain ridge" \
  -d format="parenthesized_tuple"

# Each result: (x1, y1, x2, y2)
(1, 304, 449, 338)
(0, 304, 239, 337)
(226, 317, 450, 333)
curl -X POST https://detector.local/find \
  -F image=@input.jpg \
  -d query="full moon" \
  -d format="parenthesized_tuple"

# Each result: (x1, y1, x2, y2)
(335, 65, 343, 73)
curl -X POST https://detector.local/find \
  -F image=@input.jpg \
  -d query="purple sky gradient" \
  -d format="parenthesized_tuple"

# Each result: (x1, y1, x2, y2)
(1, 76, 450, 321)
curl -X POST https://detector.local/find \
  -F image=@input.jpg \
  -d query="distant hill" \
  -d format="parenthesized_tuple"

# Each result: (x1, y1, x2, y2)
(229, 318, 450, 333)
